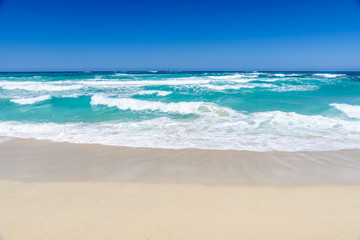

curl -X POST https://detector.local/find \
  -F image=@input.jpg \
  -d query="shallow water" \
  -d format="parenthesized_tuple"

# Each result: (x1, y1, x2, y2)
(0, 71, 360, 151)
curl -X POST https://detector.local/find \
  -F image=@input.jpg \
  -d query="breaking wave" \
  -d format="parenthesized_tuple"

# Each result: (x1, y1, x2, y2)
(313, 73, 346, 78)
(1, 71, 359, 151)
(1, 110, 360, 151)
(330, 103, 360, 119)
(10, 95, 52, 105)
(90, 94, 232, 116)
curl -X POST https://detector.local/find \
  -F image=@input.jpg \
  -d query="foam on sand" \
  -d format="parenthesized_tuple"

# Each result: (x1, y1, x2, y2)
(0, 137, 11, 144)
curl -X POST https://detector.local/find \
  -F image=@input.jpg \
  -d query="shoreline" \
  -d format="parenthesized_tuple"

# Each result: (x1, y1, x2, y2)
(1, 137, 360, 185)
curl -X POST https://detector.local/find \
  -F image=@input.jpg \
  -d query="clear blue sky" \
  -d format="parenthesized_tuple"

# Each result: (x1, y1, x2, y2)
(0, 0, 360, 71)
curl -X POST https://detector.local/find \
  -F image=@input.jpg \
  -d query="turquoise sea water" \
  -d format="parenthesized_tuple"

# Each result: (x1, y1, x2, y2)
(0, 71, 360, 151)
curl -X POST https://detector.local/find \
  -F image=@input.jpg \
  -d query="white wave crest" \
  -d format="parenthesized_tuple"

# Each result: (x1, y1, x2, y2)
(90, 94, 232, 116)
(330, 103, 360, 119)
(10, 95, 52, 105)
(264, 73, 302, 77)
(273, 73, 286, 77)
(208, 73, 249, 80)
(203, 83, 316, 92)
(135, 90, 172, 96)
(0, 81, 82, 91)
(76, 78, 211, 87)
(313, 73, 346, 78)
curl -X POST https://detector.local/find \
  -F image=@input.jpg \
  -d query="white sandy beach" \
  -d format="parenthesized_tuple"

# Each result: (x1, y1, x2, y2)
(0, 139, 360, 240)
(1, 181, 360, 240)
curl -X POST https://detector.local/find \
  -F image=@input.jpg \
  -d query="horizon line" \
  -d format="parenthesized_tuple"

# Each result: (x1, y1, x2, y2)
(1, 70, 360, 73)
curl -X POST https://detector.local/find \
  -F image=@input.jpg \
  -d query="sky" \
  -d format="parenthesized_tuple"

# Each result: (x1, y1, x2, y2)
(0, 0, 360, 71)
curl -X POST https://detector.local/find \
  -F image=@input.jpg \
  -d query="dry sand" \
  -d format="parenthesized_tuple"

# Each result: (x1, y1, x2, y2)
(1, 181, 360, 240)
(0, 138, 360, 240)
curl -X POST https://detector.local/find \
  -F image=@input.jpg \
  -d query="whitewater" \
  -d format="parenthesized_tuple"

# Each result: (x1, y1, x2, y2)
(0, 71, 359, 151)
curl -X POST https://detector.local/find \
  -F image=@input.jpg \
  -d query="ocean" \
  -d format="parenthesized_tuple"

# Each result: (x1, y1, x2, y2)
(0, 71, 359, 151)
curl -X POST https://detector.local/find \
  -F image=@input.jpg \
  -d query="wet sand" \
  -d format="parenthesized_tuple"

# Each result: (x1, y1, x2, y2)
(1, 138, 360, 184)
(0, 138, 360, 240)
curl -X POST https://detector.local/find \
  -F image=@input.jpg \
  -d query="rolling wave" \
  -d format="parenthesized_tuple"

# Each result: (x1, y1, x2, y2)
(90, 94, 232, 116)
(10, 95, 52, 105)
(330, 103, 360, 119)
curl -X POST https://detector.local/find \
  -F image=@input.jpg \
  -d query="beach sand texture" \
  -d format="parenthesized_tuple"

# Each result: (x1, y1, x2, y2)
(0, 139, 360, 240)
(1, 181, 360, 240)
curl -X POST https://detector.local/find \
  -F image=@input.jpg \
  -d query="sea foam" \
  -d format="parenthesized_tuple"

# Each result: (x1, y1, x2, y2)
(0, 81, 82, 91)
(313, 73, 346, 78)
(10, 95, 52, 105)
(330, 103, 360, 119)
(90, 94, 232, 116)
(272, 85, 319, 92)
(135, 90, 172, 96)
(1, 110, 360, 151)
(1, 71, 359, 151)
